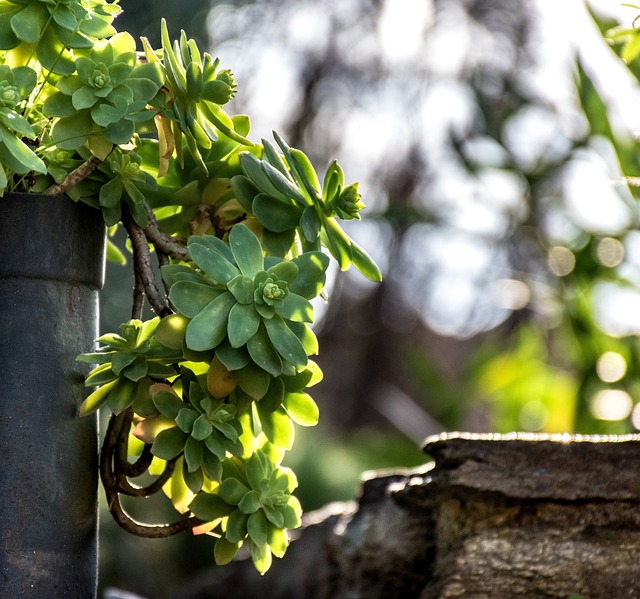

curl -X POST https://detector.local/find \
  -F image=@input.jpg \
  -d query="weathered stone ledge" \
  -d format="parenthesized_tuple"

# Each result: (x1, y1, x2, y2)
(179, 433, 640, 599)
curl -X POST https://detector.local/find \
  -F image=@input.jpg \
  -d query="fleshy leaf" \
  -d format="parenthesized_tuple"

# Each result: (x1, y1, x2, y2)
(229, 223, 264, 277)
(246, 452, 267, 489)
(282, 392, 319, 426)
(169, 281, 223, 318)
(214, 537, 242, 566)
(185, 291, 235, 351)
(268, 527, 288, 558)
(252, 193, 300, 233)
(78, 378, 118, 416)
(247, 510, 268, 547)
(266, 261, 298, 283)
(227, 275, 255, 304)
(192, 414, 214, 440)
(184, 435, 204, 472)
(250, 539, 272, 574)
(247, 323, 283, 376)
(215, 341, 251, 371)
(220, 477, 250, 505)
(228, 302, 261, 348)
(263, 316, 308, 369)
(260, 376, 285, 412)
(225, 510, 249, 544)
(189, 491, 235, 521)
(300, 205, 321, 242)
(235, 362, 270, 400)
(238, 490, 261, 514)
(152, 385, 185, 419)
(152, 426, 189, 460)
(289, 252, 330, 299)
(107, 377, 138, 414)
(189, 242, 239, 284)
(274, 293, 314, 323)
(350, 238, 383, 282)
(202, 450, 223, 481)
(256, 405, 295, 450)
(322, 217, 352, 270)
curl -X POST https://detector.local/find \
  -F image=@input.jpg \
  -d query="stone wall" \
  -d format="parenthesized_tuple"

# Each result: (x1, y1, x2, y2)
(180, 433, 640, 599)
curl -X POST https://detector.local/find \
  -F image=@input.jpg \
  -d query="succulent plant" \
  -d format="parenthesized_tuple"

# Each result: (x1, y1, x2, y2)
(231, 133, 380, 282)
(43, 31, 164, 153)
(144, 374, 244, 493)
(0, 65, 46, 188)
(0, 0, 119, 75)
(190, 449, 301, 573)
(98, 148, 158, 226)
(168, 222, 329, 376)
(77, 318, 180, 415)
(0, 0, 380, 576)
(149, 19, 251, 174)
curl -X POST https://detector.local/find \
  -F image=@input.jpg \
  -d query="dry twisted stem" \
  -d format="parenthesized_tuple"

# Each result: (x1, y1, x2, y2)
(95, 196, 207, 536)
(144, 204, 189, 261)
(100, 410, 205, 538)
(42, 155, 103, 196)
(122, 210, 172, 318)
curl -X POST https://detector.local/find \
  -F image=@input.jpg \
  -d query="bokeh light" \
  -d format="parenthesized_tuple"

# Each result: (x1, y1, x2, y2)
(596, 351, 627, 383)
(590, 389, 633, 421)
(548, 246, 576, 277)
(596, 237, 625, 267)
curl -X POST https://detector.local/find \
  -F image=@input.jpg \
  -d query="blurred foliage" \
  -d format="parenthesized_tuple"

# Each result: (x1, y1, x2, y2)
(116, 0, 211, 46)
(468, 6, 640, 437)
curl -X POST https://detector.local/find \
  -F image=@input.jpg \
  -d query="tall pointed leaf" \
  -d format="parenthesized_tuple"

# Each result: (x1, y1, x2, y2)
(229, 223, 263, 277)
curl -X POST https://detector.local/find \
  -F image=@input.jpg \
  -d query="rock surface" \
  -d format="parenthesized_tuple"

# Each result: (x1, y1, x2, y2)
(180, 433, 640, 598)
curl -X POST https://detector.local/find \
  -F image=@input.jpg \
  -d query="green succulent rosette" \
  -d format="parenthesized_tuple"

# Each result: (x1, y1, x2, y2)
(144, 372, 244, 494)
(0, 64, 47, 190)
(231, 133, 381, 282)
(97, 148, 158, 226)
(0, 0, 119, 75)
(167, 223, 329, 377)
(43, 31, 164, 151)
(148, 19, 251, 174)
(230, 359, 322, 451)
(77, 318, 181, 416)
(189, 449, 302, 573)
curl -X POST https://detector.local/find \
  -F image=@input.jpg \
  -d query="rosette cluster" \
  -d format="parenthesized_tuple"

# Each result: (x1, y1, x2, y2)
(169, 223, 329, 377)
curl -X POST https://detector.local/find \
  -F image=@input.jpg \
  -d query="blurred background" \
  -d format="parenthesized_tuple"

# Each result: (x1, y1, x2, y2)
(99, 0, 640, 595)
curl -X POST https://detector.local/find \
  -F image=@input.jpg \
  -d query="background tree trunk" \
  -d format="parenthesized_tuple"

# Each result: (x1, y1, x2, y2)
(0, 194, 104, 598)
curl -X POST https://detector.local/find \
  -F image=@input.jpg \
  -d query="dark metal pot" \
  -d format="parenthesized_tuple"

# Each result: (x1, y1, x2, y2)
(0, 193, 105, 597)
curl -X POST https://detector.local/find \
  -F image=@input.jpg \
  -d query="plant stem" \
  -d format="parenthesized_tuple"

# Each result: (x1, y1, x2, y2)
(42, 156, 103, 196)
(100, 411, 206, 537)
(143, 204, 189, 261)
(122, 210, 172, 318)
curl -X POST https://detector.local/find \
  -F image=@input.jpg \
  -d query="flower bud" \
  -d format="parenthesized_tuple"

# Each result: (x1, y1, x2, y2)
(255, 276, 289, 306)
(201, 69, 237, 105)
(0, 84, 20, 108)
(333, 183, 364, 220)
